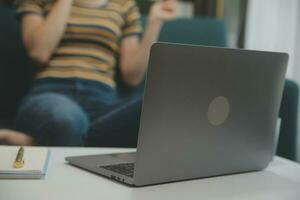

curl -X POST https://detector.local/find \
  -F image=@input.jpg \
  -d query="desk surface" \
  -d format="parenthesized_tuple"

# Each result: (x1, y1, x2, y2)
(1, 147, 300, 200)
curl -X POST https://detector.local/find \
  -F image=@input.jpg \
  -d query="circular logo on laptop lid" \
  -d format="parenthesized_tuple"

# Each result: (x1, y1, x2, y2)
(208, 96, 230, 126)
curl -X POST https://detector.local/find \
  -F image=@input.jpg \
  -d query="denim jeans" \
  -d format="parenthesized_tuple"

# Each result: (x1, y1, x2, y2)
(14, 78, 143, 146)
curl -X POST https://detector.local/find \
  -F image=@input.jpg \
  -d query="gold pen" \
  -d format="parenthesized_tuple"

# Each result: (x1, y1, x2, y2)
(13, 146, 25, 168)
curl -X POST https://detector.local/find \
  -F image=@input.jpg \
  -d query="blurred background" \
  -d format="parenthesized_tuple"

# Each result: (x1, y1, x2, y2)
(0, 0, 299, 161)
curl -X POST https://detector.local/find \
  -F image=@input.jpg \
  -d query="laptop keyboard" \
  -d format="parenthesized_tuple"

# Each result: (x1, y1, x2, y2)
(100, 163, 135, 177)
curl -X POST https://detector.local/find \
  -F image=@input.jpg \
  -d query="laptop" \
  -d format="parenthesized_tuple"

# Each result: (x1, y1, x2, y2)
(66, 43, 288, 186)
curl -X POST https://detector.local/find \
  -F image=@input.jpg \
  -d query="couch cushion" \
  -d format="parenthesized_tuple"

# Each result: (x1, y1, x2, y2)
(277, 80, 299, 160)
(0, 8, 35, 119)
(159, 18, 227, 47)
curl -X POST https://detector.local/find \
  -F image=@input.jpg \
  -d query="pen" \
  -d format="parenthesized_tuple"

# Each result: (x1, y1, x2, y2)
(13, 146, 25, 168)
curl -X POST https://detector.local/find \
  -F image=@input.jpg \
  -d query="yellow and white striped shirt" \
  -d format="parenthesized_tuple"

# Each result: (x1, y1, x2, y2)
(18, 0, 142, 87)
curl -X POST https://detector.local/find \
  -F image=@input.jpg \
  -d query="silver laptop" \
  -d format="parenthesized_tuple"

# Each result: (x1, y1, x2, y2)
(66, 43, 288, 186)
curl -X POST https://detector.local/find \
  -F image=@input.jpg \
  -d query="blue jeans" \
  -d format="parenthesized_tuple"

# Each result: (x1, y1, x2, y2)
(14, 78, 143, 146)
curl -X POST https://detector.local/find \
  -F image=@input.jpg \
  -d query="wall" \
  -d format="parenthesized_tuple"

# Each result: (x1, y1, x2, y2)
(223, 0, 243, 47)
(245, 0, 300, 161)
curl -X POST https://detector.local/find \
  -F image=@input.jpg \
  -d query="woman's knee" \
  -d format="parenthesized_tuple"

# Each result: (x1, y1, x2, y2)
(15, 93, 89, 146)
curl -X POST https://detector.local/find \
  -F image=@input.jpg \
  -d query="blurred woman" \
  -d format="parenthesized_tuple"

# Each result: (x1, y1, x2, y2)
(10, 0, 176, 146)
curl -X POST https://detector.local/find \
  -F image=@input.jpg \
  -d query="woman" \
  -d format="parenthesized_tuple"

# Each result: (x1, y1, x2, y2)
(9, 0, 176, 146)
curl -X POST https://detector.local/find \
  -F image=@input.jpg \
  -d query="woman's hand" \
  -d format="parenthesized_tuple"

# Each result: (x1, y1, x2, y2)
(22, 0, 74, 64)
(149, 0, 177, 25)
(119, 0, 177, 86)
(0, 129, 34, 145)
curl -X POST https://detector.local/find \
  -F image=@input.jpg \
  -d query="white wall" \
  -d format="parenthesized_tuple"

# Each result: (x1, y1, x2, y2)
(223, 0, 243, 47)
(294, 3, 300, 80)
(245, 0, 300, 160)
(245, 0, 300, 78)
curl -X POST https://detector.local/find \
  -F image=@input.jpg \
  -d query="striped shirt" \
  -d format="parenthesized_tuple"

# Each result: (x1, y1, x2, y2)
(18, 0, 142, 87)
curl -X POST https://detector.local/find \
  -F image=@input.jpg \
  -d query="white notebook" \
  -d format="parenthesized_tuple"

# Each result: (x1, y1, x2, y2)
(0, 146, 50, 179)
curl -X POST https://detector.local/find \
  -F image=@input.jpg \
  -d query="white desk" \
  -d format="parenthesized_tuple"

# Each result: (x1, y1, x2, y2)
(1, 147, 300, 200)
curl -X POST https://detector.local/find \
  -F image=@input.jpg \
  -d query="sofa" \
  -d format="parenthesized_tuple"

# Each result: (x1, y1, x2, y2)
(0, 8, 35, 127)
(0, 8, 298, 161)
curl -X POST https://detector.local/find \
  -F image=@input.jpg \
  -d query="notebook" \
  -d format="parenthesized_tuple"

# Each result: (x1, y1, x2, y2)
(0, 146, 50, 179)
